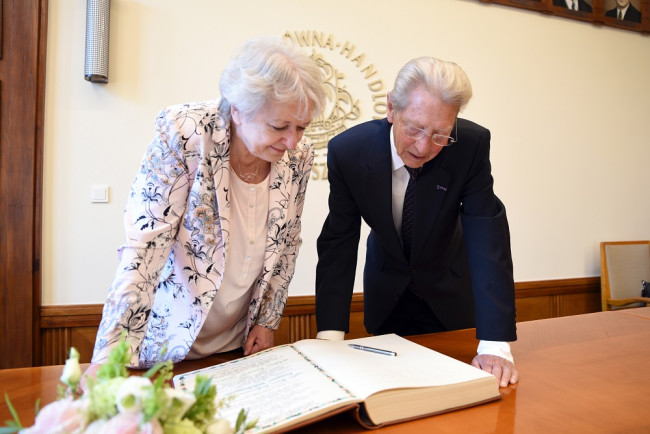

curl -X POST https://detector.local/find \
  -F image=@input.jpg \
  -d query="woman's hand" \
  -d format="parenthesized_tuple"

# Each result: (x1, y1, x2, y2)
(243, 325, 274, 356)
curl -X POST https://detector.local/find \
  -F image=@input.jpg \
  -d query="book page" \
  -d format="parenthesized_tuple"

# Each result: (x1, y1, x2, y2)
(173, 344, 357, 432)
(294, 334, 495, 400)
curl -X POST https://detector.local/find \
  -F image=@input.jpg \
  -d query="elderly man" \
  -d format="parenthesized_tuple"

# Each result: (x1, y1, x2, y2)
(553, 0, 593, 12)
(606, 0, 642, 23)
(315, 56, 519, 387)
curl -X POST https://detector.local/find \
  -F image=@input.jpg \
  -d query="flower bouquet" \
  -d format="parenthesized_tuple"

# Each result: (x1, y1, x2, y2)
(2, 338, 256, 434)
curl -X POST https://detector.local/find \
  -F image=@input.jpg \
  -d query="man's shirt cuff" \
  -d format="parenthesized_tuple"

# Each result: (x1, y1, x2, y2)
(477, 340, 514, 364)
(316, 330, 345, 341)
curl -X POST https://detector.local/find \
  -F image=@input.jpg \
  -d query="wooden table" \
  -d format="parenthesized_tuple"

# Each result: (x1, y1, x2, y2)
(2, 308, 650, 433)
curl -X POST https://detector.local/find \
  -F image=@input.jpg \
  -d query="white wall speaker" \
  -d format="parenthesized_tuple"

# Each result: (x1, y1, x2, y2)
(84, 0, 111, 83)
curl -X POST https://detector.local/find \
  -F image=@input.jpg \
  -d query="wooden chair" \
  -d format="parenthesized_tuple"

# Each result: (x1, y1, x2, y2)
(600, 241, 650, 311)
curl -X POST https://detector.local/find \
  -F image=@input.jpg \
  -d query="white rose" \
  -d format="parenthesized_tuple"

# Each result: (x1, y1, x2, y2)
(83, 418, 108, 434)
(60, 347, 82, 387)
(164, 387, 196, 417)
(206, 418, 234, 434)
(115, 376, 152, 414)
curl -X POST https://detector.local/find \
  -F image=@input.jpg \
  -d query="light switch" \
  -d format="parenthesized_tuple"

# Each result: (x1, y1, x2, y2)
(91, 184, 109, 203)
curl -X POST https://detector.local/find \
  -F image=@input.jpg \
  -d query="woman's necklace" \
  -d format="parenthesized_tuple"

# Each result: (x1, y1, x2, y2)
(232, 157, 260, 183)
(231, 142, 263, 184)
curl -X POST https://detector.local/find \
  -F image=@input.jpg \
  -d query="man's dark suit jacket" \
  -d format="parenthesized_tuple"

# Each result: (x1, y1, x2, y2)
(553, 0, 593, 12)
(606, 4, 642, 23)
(315, 118, 517, 342)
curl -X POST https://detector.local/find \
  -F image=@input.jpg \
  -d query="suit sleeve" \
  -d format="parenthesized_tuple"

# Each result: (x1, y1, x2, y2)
(459, 128, 517, 342)
(315, 139, 362, 332)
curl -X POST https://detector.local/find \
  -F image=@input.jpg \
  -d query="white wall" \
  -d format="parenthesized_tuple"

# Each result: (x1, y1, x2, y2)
(43, 0, 650, 305)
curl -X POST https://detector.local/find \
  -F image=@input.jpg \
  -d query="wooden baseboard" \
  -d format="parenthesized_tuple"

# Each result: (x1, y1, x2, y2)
(40, 277, 601, 365)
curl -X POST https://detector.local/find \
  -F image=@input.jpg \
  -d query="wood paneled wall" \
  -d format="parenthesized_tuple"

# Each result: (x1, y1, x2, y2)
(40, 277, 601, 365)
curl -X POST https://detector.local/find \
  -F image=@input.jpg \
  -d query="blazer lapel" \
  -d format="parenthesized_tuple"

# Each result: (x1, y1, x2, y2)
(212, 127, 231, 264)
(261, 156, 291, 282)
(361, 126, 402, 256)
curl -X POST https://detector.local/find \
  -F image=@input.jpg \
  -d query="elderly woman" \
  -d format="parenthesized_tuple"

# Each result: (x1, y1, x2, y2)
(90, 36, 326, 369)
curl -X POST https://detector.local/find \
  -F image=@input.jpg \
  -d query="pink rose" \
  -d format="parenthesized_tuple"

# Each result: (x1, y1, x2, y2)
(140, 418, 163, 434)
(21, 397, 88, 433)
(88, 413, 163, 434)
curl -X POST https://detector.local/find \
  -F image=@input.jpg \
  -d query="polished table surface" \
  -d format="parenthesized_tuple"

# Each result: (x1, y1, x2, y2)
(2, 308, 650, 433)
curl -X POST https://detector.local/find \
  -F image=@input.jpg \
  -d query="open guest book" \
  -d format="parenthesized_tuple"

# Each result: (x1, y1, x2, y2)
(172, 334, 500, 432)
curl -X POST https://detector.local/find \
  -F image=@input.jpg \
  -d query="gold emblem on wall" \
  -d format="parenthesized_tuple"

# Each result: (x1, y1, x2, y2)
(306, 52, 360, 150)
(283, 31, 386, 180)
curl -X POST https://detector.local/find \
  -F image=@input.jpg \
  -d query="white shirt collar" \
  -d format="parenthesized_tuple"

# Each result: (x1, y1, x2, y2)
(389, 124, 406, 173)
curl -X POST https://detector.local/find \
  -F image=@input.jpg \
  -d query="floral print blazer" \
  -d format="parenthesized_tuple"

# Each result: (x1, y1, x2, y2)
(92, 100, 313, 368)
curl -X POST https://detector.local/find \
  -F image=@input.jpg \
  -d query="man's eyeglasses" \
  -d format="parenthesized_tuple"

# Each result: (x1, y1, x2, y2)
(397, 114, 458, 147)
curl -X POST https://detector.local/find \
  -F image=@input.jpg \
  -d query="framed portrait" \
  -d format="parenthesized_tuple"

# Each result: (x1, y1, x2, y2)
(479, 0, 649, 33)
(603, 0, 643, 27)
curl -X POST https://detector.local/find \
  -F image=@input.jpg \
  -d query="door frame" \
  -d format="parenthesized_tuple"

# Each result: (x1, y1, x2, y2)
(0, 0, 48, 368)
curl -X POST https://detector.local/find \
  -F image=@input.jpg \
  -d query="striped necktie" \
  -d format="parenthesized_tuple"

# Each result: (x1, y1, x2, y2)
(402, 166, 419, 259)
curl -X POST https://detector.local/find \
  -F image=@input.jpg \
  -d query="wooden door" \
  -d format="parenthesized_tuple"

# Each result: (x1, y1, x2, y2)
(0, 0, 47, 368)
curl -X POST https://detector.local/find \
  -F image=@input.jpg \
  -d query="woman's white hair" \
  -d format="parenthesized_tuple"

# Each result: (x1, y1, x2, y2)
(390, 57, 473, 113)
(218, 36, 326, 122)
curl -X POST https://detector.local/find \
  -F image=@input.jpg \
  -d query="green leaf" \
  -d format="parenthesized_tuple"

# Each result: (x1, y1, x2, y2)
(235, 408, 246, 428)
(3, 393, 22, 430)
(182, 376, 218, 431)
(233, 408, 257, 434)
(96, 332, 131, 381)
(144, 360, 173, 384)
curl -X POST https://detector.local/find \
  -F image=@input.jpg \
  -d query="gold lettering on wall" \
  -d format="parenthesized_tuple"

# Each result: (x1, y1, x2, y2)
(283, 31, 387, 180)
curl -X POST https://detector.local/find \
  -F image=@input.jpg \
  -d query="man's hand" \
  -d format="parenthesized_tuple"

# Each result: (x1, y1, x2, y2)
(243, 325, 274, 356)
(471, 354, 519, 387)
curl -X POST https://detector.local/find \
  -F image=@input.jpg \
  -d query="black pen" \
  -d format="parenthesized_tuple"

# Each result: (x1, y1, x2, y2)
(348, 344, 397, 357)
